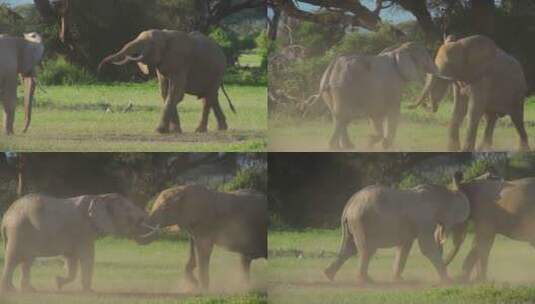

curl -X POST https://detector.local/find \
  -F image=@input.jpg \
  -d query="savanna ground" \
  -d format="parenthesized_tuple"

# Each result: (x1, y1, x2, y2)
(269, 89, 535, 152)
(0, 53, 266, 152)
(0, 237, 268, 304)
(268, 229, 535, 304)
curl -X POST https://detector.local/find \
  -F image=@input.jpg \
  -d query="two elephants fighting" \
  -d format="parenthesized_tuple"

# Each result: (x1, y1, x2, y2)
(326, 171, 535, 284)
(321, 34, 530, 152)
(0, 185, 267, 293)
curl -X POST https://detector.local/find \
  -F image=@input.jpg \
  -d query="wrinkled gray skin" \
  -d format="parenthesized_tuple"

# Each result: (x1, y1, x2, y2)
(137, 185, 267, 290)
(0, 33, 44, 135)
(324, 174, 469, 284)
(99, 30, 235, 134)
(414, 35, 529, 151)
(319, 42, 438, 150)
(443, 174, 535, 282)
(1, 193, 148, 293)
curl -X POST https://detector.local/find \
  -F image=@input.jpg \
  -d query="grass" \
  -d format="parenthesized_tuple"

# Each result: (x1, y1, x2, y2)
(269, 90, 535, 152)
(0, 237, 268, 304)
(0, 82, 267, 152)
(268, 229, 535, 304)
(238, 52, 262, 68)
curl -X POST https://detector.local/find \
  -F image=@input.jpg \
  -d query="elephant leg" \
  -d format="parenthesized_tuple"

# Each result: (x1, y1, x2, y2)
(448, 85, 468, 151)
(324, 226, 357, 281)
(462, 102, 484, 152)
(184, 238, 199, 287)
(417, 231, 449, 282)
(460, 243, 479, 282)
(210, 94, 229, 131)
(329, 117, 344, 150)
(338, 118, 353, 149)
(56, 255, 79, 290)
(392, 239, 414, 281)
(473, 233, 496, 282)
(478, 112, 498, 151)
(157, 75, 185, 134)
(353, 227, 375, 284)
(240, 255, 252, 283)
(2, 79, 17, 135)
(368, 116, 384, 148)
(195, 238, 214, 291)
(79, 243, 95, 293)
(383, 108, 400, 150)
(510, 109, 530, 151)
(1, 247, 19, 293)
(20, 258, 35, 292)
(195, 97, 211, 133)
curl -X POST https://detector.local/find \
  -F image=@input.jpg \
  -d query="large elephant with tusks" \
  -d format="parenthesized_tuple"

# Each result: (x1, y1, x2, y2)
(136, 184, 267, 291)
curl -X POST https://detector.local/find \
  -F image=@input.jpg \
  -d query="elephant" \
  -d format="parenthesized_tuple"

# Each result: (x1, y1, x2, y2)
(0, 32, 44, 135)
(1, 193, 150, 293)
(324, 173, 470, 284)
(441, 173, 535, 282)
(98, 30, 236, 134)
(412, 35, 529, 151)
(319, 42, 438, 150)
(136, 184, 267, 290)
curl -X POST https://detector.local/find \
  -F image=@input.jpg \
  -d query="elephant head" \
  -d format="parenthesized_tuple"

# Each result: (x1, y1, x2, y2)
(87, 193, 149, 238)
(383, 42, 438, 82)
(18, 32, 44, 133)
(433, 172, 470, 249)
(135, 185, 214, 245)
(411, 35, 498, 111)
(98, 29, 191, 75)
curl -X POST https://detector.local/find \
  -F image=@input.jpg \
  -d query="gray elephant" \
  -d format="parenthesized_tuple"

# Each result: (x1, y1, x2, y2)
(99, 30, 235, 134)
(324, 173, 469, 284)
(136, 184, 267, 290)
(319, 42, 438, 150)
(0, 32, 44, 135)
(442, 173, 535, 282)
(412, 35, 529, 151)
(1, 193, 150, 293)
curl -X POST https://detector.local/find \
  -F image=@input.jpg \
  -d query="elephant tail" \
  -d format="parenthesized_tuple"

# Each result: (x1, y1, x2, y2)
(221, 84, 236, 114)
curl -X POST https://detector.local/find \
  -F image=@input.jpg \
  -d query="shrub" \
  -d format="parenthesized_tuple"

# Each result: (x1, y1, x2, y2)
(210, 27, 241, 65)
(219, 167, 267, 194)
(224, 66, 267, 86)
(39, 57, 97, 85)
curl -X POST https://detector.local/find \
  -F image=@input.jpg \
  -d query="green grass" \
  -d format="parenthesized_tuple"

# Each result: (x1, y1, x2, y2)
(0, 237, 268, 304)
(0, 83, 267, 152)
(268, 229, 535, 304)
(269, 92, 535, 152)
(238, 52, 262, 68)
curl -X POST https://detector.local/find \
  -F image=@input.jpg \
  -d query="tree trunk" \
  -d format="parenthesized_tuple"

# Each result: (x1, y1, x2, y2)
(471, 0, 495, 36)
(16, 155, 25, 198)
(268, 6, 281, 40)
(398, 0, 441, 43)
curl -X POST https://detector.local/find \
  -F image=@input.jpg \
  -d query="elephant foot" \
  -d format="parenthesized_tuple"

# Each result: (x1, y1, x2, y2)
(519, 143, 531, 152)
(81, 287, 95, 294)
(447, 142, 460, 152)
(324, 267, 336, 282)
(367, 135, 383, 148)
(169, 123, 182, 134)
(356, 275, 375, 285)
(185, 274, 199, 288)
(392, 275, 404, 283)
(56, 276, 66, 290)
(382, 139, 394, 150)
(195, 126, 208, 133)
(340, 140, 355, 150)
(0, 283, 16, 294)
(156, 125, 170, 134)
(217, 123, 228, 131)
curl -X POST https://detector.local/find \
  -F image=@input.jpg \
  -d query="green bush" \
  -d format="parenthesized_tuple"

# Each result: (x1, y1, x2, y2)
(39, 57, 97, 85)
(210, 27, 241, 65)
(224, 66, 267, 86)
(219, 167, 267, 194)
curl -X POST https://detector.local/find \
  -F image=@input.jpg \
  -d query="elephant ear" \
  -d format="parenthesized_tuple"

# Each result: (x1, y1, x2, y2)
(159, 31, 193, 72)
(19, 40, 44, 77)
(394, 48, 419, 81)
(88, 195, 116, 235)
(137, 62, 150, 75)
(459, 35, 497, 83)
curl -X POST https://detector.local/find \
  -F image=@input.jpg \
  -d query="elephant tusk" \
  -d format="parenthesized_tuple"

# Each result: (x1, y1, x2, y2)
(142, 222, 160, 232)
(112, 57, 130, 65)
(127, 54, 144, 61)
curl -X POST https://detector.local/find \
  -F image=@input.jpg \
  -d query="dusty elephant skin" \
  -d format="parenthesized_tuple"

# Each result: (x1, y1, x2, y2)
(324, 173, 469, 284)
(413, 35, 529, 152)
(319, 42, 438, 150)
(0, 193, 149, 293)
(0, 33, 44, 135)
(443, 174, 535, 282)
(137, 184, 267, 291)
(99, 29, 236, 135)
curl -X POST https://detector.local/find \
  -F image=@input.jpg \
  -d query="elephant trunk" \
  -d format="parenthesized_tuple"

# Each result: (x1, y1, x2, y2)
(98, 43, 145, 72)
(134, 222, 161, 245)
(408, 74, 432, 110)
(444, 222, 468, 265)
(22, 77, 36, 133)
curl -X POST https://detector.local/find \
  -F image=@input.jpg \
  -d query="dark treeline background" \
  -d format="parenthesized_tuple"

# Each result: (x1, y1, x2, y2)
(267, 0, 535, 114)
(0, 153, 267, 215)
(0, 0, 266, 84)
(269, 152, 535, 228)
